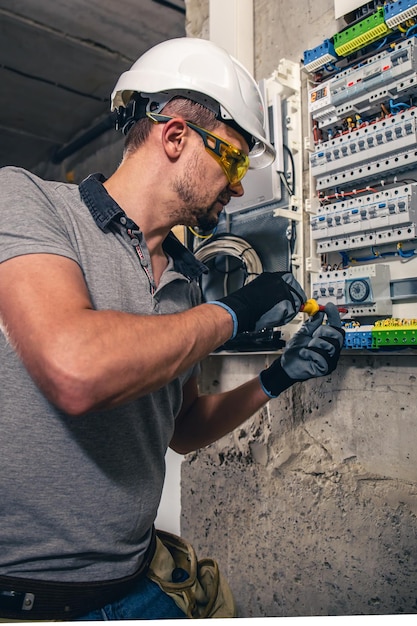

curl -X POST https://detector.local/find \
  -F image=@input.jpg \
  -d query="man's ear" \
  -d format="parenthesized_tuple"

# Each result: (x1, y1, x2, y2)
(161, 118, 188, 159)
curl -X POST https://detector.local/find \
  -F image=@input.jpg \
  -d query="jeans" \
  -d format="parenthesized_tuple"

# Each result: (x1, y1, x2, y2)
(75, 576, 187, 620)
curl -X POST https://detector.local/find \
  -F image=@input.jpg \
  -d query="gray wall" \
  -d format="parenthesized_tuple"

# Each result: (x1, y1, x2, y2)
(182, 0, 417, 617)
(182, 354, 417, 616)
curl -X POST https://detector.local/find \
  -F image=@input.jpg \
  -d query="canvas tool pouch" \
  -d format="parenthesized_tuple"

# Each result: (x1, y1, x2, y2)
(147, 529, 236, 618)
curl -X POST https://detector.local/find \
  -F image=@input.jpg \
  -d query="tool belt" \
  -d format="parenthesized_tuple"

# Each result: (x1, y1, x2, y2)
(148, 530, 236, 619)
(0, 529, 156, 621)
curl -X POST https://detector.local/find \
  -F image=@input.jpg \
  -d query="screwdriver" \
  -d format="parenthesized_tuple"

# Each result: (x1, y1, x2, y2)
(300, 298, 348, 316)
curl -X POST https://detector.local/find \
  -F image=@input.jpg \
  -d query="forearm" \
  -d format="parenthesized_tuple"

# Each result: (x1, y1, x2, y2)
(170, 377, 270, 454)
(0, 254, 235, 415)
(31, 304, 234, 415)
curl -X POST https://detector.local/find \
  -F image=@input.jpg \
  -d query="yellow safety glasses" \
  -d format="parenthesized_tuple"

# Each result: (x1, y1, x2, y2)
(146, 112, 250, 185)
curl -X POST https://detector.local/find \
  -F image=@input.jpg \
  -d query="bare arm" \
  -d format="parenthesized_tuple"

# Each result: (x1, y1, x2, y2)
(170, 374, 270, 455)
(0, 254, 233, 415)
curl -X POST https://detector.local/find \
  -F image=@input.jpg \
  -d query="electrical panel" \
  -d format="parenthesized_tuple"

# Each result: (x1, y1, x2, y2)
(304, 0, 417, 350)
(187, 0, 417, 353)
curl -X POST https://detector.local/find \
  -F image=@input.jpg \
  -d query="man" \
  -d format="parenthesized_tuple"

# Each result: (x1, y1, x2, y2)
(0, 37, 344, 620)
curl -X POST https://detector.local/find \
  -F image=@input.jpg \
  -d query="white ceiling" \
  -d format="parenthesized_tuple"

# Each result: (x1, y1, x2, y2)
(0, 0, 186, 170)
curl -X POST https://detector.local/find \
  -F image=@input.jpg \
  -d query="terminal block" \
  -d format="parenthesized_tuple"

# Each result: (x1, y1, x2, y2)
(303, 39, 338, 73)
(342, 318, 417, 349)
(372, 317, 417, 348)
(344, 325, 374, 349)
(308, 37, 417, 130)
(303, 2, 417, 74)
(333, 7, 391, 57)
(385, 0, 417, 28)
(311, 184, 417, 252)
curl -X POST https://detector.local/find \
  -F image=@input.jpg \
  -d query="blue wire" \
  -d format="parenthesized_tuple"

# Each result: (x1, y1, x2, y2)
(389, 98, 410, 113)
(374, 37, 387, 49)
(344, 246, 416, 264)
(406, 24, 417, 38)
(398, 247, 416, 258)
(324, 62, 339, 73)
(339, 251, 350, 267)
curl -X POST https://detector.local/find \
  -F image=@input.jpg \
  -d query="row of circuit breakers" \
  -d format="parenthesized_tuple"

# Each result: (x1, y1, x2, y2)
(303, 0, 417, 349)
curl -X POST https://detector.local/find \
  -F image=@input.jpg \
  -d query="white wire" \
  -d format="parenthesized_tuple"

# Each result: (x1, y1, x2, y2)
(194, 235, 263, 285)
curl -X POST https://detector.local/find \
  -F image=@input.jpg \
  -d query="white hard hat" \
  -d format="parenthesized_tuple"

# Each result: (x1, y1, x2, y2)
(111, 37, 275, 168)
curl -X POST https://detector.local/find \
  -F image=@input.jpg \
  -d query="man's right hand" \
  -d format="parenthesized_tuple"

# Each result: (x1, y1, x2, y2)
(208, 272, 306, 338)
(259, 303, 345, 398)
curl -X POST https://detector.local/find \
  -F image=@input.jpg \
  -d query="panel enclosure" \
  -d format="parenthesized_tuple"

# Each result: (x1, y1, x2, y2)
(305, 2, 417, 350)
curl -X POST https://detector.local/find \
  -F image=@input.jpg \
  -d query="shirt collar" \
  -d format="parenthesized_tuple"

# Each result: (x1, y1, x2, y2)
(79, 173, 207, 281)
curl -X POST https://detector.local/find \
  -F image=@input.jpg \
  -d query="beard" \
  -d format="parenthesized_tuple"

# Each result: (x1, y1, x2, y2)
(195, 208, 220, 232)
(170, 153, 228, 231)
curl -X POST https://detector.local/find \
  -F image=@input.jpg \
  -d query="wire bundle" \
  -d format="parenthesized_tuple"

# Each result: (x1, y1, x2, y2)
(194, 235, 263, 285)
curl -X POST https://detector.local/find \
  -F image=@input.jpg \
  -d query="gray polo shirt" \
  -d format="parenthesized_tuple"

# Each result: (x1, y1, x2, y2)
(0, 166, 206, 582)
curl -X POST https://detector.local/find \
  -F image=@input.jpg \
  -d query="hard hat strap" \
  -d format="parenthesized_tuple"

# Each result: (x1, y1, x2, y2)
(114, 96, 148, 135)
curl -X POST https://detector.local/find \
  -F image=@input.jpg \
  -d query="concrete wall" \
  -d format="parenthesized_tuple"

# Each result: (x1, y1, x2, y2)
(182, 354, 417, 616)
(182, 0, 417, 617)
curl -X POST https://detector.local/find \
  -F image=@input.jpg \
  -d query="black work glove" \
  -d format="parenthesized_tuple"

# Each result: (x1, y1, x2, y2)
(208, 272, 306, 339)
(259, 302, 345, 398)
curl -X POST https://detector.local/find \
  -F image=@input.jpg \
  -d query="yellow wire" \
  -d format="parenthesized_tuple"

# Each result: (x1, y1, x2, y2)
(187, 226, 215, 240)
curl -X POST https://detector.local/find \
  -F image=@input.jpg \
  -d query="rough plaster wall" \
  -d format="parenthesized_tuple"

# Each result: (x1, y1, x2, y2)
(183, 0, 417, 617)
(182, 355, 417, 616)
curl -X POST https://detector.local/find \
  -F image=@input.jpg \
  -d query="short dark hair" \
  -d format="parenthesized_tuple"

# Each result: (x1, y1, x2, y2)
(123, 96, 221, 156)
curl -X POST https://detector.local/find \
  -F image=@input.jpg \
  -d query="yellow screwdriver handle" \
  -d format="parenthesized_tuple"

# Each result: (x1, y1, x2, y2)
(301, 298, 320, 316)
